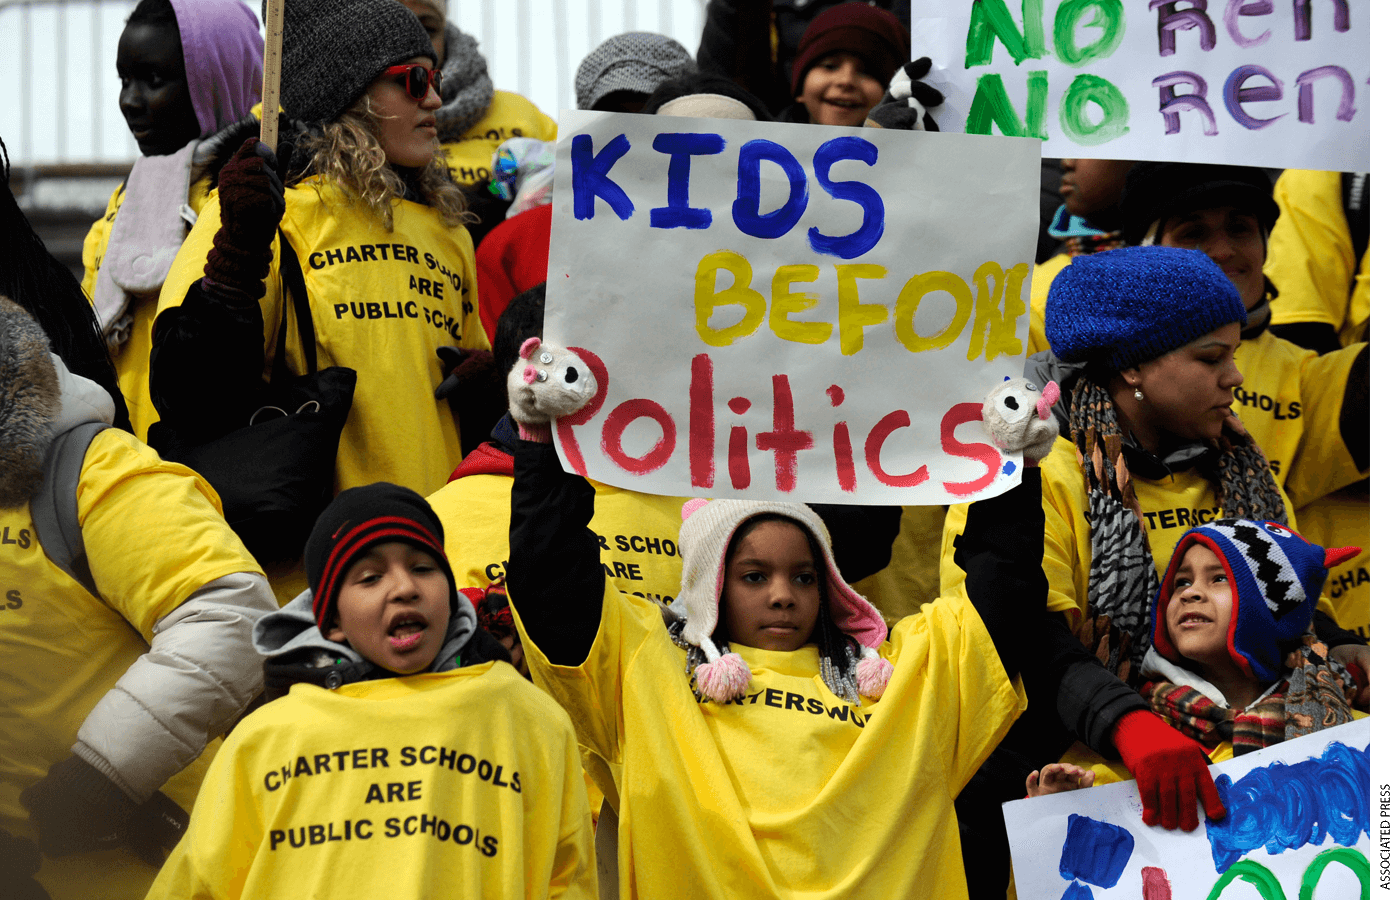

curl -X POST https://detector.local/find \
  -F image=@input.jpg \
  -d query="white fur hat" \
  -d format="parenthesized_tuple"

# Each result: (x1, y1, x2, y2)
(671, 497, 891, 703)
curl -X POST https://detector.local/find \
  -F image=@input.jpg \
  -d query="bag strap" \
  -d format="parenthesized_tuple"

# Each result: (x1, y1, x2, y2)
(1340, 172, 1369, 282)
(276, 230, 318, 376)
(31, 421, 110, 596)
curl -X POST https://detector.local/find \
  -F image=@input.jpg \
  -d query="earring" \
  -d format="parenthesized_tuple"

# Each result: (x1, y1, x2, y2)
(1133, 387, 1145, 401)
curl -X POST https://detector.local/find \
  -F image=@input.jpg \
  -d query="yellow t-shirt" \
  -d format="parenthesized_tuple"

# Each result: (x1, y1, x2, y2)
(81, 179, 215, 442)
(1025, 253, 1072, 357)
(1296, 488, 1370, 637)
(851, 506, 946, 622)
(145, 666, 596, 900)
(440, 92, 558, 187)
(513, 585, 1026, 900)
(1231, 332, 1365, 510)
(1265, 169, 1370, 347)
(158, 178, 491, 497)
(941, 438, 1311, 624)
(429, 471, 687, 605)
(0, 428, 262, 900)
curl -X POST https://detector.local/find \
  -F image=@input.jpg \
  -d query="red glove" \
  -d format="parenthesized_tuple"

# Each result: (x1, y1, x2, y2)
(204, 138, 285, 298)
(1111, 709, 1226, 831)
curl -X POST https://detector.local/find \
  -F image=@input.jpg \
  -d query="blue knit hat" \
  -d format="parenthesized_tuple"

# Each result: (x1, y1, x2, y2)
(1045, 245, 1248, 371)
(1150, 519, 1361, 682)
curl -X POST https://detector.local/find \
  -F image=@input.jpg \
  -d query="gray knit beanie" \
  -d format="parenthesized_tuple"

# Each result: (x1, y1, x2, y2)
(575, 32, 697, 111)
(271, 0, 436, 126)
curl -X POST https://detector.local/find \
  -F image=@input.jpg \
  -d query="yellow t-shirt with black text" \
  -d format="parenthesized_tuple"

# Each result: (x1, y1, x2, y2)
(940, 438, 1314, 624)
(158, 178, 490, 497)
(146, 666, 596, 900)
(513, 584, 1025, 900)
(429, 472, 687, 605)
(440, 92, 558, 187)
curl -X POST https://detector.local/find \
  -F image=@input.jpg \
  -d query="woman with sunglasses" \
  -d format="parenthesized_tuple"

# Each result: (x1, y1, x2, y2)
(150, 0, 490, 592)
(81, 0, 263, 441)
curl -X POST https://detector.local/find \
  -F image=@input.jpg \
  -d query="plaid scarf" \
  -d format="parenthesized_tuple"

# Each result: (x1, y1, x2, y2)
(1142, 635, 1355, 756)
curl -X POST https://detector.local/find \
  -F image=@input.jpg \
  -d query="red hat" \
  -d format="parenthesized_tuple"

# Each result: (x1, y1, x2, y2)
(790, 2, 910, 98)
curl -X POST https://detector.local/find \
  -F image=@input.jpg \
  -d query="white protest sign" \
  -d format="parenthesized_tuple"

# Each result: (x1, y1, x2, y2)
(913, 0, 1369, 171)
(545, 111, 1041, 504)
(1004, 719, 1370, 899)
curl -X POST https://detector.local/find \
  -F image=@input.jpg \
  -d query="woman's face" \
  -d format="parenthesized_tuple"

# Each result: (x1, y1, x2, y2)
(720, 519, 822, 652)
(367, 56, 443, 169)
(1157, 205, 1266, 309)
(116, 22, 201, 156)
(396, 0, 447, 65)
(1123, 322, 1245, 447)
(797, 51, 886, 128)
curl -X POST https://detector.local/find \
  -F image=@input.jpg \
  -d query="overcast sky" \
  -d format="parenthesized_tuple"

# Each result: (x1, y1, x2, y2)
(0, 0, 706, 166)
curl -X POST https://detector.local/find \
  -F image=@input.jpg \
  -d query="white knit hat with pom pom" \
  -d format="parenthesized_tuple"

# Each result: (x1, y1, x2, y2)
(671, 497, 891, 704)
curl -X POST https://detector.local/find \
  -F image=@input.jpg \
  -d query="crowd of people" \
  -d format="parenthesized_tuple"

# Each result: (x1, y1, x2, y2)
(0, 0, 1370, 898)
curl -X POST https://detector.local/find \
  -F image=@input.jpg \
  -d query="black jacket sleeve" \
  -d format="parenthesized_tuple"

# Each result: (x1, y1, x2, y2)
(1339, 343, 1369, 471)
(950, 469, 1047, 680)
(148, 278, 266, 447)
(507, 440, 607, 666)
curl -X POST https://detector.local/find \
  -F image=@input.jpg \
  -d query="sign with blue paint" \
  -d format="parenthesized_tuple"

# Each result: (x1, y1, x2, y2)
(1003, 719, 1370, 899)
(912, 0, 1369, 171)
(546, 111, 1042, 503)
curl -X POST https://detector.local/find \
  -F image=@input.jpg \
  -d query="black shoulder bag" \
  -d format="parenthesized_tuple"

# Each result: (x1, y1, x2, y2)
(171, 232, 357, 564)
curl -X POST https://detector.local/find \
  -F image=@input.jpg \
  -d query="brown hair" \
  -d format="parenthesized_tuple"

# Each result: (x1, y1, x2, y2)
(296, 94, 473, 232)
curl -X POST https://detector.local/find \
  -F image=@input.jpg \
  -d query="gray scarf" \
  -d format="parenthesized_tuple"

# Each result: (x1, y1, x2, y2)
(436, 23, 495, 143)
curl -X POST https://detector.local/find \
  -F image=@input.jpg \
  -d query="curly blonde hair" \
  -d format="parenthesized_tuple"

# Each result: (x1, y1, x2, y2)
(296, 95, 473, 232)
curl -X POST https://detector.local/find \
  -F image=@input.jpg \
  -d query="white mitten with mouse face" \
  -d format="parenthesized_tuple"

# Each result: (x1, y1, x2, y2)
(507, 337, 597, 440)
(982, 379, 1060, 464)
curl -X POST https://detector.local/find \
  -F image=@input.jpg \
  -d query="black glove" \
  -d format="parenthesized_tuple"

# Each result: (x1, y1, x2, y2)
(125, 790, 190, 868)
(204, 138, 286, 297)
(19, 755, 139, 857)
(435, 346, 508, 454)
(19, 755, 189, 867)
(0, 828, 52, 900)
(865, 58, 945, 131)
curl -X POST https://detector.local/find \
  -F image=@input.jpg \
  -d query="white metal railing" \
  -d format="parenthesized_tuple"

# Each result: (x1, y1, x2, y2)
(1, 0, 707, 168)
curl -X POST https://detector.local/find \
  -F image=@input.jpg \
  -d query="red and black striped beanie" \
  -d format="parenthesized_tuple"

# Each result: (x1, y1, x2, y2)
(304, 482, 456, 632)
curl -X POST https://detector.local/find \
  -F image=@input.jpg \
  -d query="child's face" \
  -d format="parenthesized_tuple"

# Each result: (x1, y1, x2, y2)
(1165, 544, 1236, 666)
(328, 542, 452, 675)
(721, 520, 821, 652)
(797, 51, 886, 127)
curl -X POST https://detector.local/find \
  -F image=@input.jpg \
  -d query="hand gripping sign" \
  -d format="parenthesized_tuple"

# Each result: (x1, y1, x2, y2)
(544, 111, 1041, 505)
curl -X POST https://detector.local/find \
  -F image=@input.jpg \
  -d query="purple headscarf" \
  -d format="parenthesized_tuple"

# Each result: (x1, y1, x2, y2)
(170, 0, 264, 137)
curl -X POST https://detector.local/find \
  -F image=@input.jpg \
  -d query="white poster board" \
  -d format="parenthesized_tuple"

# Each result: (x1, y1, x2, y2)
(545, 111, 1041, 504)
(1004, 719, 1370, 899)
(913, 0, 1369, 171)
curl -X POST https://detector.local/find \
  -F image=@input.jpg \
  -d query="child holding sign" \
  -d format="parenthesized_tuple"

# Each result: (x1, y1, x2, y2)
(146, 484, 597, 899)
(1028, 519, 1360, 796)
(505, 342, 1055, 900)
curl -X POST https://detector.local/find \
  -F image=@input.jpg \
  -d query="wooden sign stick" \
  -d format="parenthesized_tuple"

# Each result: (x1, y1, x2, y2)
(260, 0, 285, 147)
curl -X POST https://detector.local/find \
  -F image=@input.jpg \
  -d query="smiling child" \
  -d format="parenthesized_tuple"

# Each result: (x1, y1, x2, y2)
(1030, 519, 1361, 797)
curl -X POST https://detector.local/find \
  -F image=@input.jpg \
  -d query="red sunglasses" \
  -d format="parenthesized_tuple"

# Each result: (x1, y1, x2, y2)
(383, 64, 443, 100)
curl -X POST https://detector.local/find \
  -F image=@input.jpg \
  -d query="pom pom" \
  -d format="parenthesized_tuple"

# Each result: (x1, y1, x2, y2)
(681, 498, 710, 521)
(695, 652, 751, 702)
(856, 651, 892, 699)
